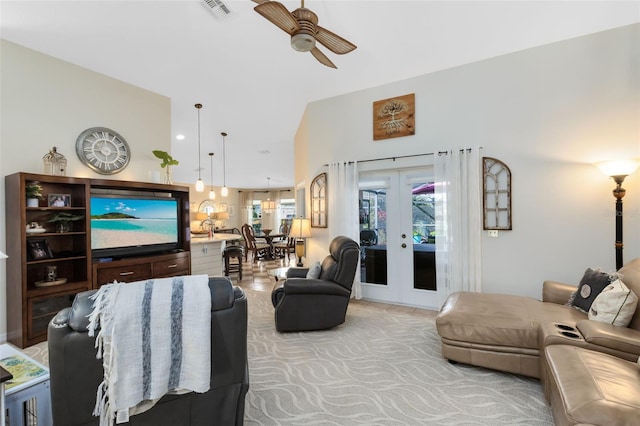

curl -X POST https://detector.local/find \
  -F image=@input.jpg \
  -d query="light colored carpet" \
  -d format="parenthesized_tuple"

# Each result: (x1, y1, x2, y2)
(243, 286, 552, 425)
(23, 282, 553, 425)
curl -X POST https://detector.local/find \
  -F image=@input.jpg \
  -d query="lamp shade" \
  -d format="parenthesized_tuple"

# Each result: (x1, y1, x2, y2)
(595, 159, 640, 177)
(290, 218, 311, 239)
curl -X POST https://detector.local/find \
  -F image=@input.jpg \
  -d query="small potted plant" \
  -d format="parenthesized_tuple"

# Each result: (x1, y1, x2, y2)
(25, 183, 44, 207)
(152, 150, 179, 184)
(48, 211, 84, 233)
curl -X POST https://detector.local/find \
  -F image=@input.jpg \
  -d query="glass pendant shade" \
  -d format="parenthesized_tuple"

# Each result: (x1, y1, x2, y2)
(208, 152, 215, 200)
(195, 103, 204, 191)
(221, 132, 228, 197)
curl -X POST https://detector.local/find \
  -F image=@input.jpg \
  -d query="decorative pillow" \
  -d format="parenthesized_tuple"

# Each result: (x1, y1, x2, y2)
(588, 279, 638, 327)
(306, 261, 322, 279)
(567, 267, 617, 313)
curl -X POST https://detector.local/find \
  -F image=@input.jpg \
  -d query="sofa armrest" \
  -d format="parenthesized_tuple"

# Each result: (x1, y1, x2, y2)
(286, 268, 309, 278)
(542, 280, 576, 305)
(576, 319, 640, 356)
(283, 278, 352, 298)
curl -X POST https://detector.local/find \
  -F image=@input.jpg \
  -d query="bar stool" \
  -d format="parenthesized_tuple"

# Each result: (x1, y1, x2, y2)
(224, 245, 244, 280)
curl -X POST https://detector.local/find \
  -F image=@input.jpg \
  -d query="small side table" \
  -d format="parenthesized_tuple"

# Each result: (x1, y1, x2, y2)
(267, 267, 290, 281)
(267, 267, 307, 281)
(0, 343, 52, 426)
(0, 366, 13, 426)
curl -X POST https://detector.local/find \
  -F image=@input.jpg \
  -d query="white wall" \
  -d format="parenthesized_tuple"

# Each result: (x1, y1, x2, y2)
(0, 40, 173, 340)
(295, 24, 640, 300)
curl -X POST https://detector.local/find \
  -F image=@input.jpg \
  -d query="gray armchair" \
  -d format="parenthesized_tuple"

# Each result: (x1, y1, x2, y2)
(47, 277, 249, 426)
(271, 236, 360, 332)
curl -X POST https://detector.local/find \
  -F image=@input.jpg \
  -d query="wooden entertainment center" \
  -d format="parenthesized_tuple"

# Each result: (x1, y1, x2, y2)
(4, 172, 191, 348)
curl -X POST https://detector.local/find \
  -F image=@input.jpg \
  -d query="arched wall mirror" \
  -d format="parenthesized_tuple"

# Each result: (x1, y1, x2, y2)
(483, 157, 512, 230)
(198, 200, 217, 215)
(310, 173, 327, 228)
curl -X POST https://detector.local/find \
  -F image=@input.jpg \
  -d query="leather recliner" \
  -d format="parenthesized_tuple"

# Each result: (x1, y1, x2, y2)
(47, 277, 249, 426)
(271, 235, 360, 332)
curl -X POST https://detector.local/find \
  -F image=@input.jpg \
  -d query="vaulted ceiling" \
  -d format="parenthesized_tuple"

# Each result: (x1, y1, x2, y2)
(2, 1, 638, 188)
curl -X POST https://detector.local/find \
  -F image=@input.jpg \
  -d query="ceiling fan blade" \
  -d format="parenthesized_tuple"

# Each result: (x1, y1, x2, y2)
(251, 0, 269, 4)
(311, 47, 337, 69)
(316, 26, 357, 55)
(254, 2, 300, 35)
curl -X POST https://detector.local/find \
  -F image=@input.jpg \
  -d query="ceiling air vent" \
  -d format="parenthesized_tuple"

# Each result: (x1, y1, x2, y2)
(201, 0, 231, 18)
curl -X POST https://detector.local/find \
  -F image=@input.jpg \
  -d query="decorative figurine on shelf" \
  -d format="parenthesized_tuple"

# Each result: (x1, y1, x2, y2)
(43, 147, 67, 176)
(26, 222, 46, 234)
(46, 265, 58, 282)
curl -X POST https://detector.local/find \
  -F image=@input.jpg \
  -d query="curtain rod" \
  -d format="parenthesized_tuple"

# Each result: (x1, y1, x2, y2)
(237, 189, 292, 193)
(323, 148, 481, 167)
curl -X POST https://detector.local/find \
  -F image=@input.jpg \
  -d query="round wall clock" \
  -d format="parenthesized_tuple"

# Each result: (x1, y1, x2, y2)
(75, 127, 130, 174)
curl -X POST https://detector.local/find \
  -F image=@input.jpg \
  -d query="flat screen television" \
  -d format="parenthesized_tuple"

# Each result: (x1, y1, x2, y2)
(90, 193, 180, 259)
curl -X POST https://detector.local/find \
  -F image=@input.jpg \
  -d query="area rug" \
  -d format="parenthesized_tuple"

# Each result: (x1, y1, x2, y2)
(243, 287, 553, 425)
(23, 285, 553, 425)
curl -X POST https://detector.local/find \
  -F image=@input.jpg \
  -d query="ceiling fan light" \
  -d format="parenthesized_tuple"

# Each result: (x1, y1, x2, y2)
(291, 33, 315, 52)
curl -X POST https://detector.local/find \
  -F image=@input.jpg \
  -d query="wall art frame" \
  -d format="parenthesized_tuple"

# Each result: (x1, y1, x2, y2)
(373, 93, 415, 140)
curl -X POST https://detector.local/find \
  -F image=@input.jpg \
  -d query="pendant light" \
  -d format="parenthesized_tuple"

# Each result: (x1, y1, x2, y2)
(208, 152, 216, 200)
(261, 177, 276, 211)
(194, 103, 204, 192)
(221, 132, 229, 197)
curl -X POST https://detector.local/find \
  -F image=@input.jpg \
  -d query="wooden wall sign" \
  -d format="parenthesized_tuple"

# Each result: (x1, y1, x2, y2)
(373, 93, 415, 140)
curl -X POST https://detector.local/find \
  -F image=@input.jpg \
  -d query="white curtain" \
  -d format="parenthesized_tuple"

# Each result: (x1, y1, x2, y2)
(434, 147, 482, 307)
(328, 162, 362, 299)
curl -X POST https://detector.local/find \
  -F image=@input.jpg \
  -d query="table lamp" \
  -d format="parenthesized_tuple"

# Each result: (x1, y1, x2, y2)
(595, 159, 639, 270)
(289, 218, 311, 267)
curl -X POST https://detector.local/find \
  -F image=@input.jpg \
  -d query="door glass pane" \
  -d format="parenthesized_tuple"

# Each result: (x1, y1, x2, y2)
(411, 182, 436, 290)
(359, 189, 387, 285)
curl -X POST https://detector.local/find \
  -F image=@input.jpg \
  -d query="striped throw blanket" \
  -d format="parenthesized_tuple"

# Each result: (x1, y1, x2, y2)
(88, 275, 212, 426)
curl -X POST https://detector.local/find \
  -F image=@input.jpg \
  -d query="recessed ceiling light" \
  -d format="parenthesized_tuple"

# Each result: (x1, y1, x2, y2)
(176, 134, 185, 140)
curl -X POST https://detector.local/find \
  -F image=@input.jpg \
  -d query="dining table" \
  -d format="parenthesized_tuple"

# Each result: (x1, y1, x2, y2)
(255, 232, 286, 259)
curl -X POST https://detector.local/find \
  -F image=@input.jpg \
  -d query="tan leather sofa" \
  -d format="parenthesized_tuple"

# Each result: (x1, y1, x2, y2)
(436, 258, 640, 425)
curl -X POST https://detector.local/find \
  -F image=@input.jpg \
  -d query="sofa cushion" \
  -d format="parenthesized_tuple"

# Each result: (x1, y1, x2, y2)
(568, 267, 615, 313)
(436, 292, 586, 349)
(589, 279, 639, 327)
(306, 261, 322, 279)
(617, 259, 640, 330)
(544, 345, 640, 426)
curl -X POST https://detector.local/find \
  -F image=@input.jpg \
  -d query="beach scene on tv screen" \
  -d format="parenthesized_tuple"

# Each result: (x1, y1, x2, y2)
(91, 197, 178, 250)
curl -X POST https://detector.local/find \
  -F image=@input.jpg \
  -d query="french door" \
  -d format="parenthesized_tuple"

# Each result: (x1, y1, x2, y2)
(359, 168, 438, 309)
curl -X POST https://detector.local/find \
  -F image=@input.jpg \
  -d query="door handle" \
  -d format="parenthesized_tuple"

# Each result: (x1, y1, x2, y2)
(401, 243, 407, 248)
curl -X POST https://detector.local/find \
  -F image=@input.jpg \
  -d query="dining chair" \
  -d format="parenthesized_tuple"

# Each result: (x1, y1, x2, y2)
(274, 237, 295, 261)
(241, 223, 270, 262)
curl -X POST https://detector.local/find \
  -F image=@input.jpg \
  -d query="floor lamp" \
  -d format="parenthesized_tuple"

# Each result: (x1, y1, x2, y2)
(595, 159, 639, 270)
(289, 218, 311, 267)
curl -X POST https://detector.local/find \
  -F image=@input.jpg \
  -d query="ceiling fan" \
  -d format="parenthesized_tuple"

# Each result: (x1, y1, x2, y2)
(251, 0, 357, 69)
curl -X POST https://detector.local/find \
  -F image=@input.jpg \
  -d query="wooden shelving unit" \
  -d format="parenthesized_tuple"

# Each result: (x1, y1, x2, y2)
(5, 173, 192, 348)
(5, 172, 92, 348)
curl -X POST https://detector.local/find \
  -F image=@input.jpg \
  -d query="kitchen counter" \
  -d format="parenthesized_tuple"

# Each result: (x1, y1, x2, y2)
(190, 233, 242, 277)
